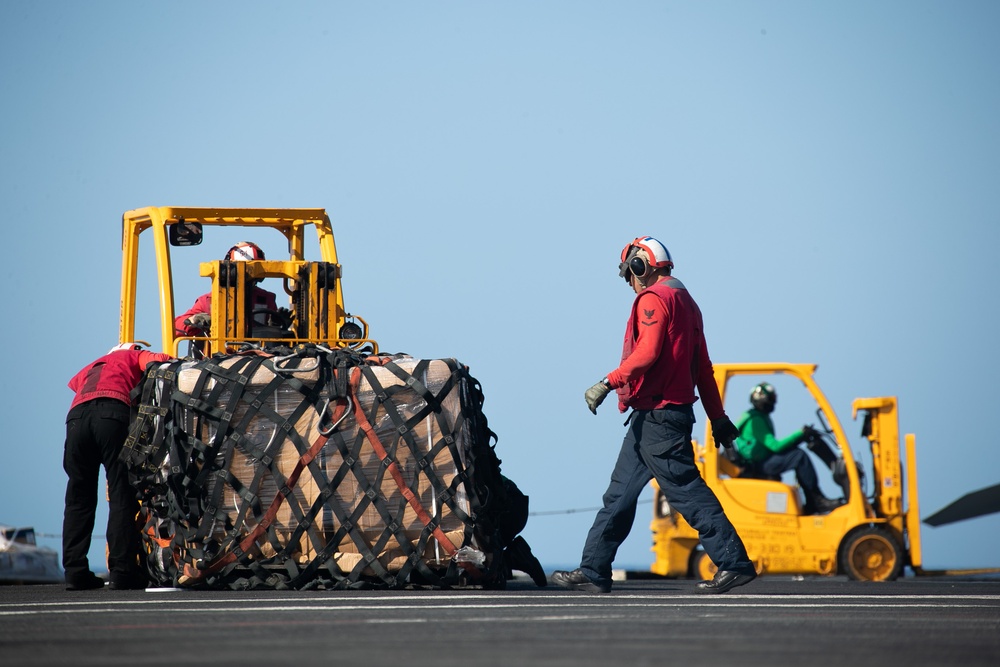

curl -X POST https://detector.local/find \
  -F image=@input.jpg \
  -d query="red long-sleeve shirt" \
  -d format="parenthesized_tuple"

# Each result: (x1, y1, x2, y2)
(605, 276, 725, 419)
(174, 287, 278, 337)
(68, 349, 172, 410)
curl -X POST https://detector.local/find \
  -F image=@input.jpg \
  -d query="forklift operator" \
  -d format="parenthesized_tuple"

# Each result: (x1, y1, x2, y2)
(174, 241, 280, 337)
(734, 383, 841, 515)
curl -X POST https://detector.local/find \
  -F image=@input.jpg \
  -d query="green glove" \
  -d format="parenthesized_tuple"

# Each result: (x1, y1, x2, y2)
(585, 379, 612, 415)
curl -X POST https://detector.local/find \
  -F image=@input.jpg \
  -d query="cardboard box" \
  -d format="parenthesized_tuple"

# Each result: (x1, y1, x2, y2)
(162, 354, 476, 582)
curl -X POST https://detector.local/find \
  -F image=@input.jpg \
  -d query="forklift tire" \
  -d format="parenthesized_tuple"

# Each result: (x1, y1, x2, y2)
(838, 526, 904, 581)
(690, 548, 718, 580)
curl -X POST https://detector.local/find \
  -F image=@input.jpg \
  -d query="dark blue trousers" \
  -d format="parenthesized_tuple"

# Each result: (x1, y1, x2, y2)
(580, 405, 754, 586)
(759, 447, 820, 495)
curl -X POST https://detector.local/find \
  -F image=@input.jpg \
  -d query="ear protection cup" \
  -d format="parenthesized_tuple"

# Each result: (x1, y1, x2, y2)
(619, 246, 641, 282)
(618, 236, 673, 282)
(629, 254, 650, 278)
(618, 247, 653, 282)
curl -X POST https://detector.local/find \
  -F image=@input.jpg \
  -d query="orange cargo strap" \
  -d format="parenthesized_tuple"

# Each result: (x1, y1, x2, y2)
(347, 366, 462, 562)
(197, 399, 347, 578)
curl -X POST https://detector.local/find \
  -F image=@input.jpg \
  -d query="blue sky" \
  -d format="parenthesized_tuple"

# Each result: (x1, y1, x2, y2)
(2, 1, 998, 574)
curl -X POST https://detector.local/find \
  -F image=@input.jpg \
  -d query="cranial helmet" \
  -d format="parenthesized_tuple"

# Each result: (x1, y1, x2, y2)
(225, 241, 265, 262)
(618, 236, 673, 282)
(108, 342, 144, 354)
(750, 382, 777, 413)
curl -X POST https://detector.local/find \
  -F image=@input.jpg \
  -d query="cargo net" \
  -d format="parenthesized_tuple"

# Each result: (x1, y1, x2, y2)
(122, 347, 526, 590)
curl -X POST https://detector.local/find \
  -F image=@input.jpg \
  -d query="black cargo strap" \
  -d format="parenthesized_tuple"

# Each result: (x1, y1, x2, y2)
(352, 359, 473, 586)
(123, 350, 506, 590)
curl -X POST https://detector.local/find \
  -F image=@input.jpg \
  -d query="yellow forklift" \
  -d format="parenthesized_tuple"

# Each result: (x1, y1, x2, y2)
(115, 207, 544, 591)
(649, 362, 1000, 582)
(119, 206, 377, 356)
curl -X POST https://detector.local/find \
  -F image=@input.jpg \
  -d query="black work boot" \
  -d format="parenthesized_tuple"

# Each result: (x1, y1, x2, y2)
(66, 572, 105, 591)
(109, 571, 150, 590)
(551, 568, 611, 593)
(804, 490, 842, 515)
(506, 536, 548, 587)
(697, 569, 756, 594)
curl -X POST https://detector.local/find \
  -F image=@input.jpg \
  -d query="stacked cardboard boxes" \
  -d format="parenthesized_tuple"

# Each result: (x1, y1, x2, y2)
(133, 352, 487, 588)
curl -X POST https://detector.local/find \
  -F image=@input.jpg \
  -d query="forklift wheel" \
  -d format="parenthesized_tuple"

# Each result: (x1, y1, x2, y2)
(839, 526, 903, 581)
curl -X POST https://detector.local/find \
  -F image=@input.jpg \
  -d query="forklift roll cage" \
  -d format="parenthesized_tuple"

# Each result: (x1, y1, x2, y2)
(119, 206, 377, 357)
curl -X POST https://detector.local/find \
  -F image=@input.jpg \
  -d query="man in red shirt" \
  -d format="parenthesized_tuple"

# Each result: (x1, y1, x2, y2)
(62, 343, 172, 591)
(552, 236, 756, 594)
(174, 241, 279, 337)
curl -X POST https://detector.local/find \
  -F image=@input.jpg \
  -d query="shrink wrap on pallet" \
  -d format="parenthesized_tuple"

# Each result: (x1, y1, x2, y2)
(123, 350, 514, 590)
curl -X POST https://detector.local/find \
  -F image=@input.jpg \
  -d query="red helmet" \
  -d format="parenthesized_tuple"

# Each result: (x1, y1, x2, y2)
(225, 241, 265, 262)
(618, 236, 673, 282)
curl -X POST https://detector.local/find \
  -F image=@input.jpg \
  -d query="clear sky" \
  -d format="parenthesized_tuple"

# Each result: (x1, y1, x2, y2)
(2, 1, 998, 575)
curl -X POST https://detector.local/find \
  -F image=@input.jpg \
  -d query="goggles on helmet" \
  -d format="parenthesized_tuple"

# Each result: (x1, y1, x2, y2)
(225, 241, 265, 262)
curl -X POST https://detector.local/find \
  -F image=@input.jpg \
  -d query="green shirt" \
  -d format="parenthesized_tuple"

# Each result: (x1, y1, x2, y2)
(734, 408, 806, 463)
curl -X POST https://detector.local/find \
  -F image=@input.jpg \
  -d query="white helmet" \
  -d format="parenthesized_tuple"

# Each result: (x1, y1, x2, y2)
(225, 241, 265, 262)
(109, 342, 144, 354)
(618, 236, 673, 282)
